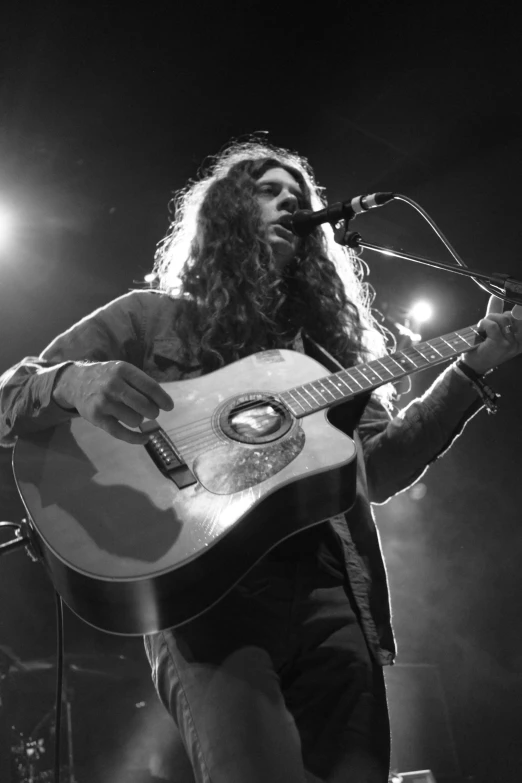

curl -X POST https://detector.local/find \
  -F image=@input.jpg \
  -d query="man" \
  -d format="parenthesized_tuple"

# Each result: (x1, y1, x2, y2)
(1, 141, 521, 783)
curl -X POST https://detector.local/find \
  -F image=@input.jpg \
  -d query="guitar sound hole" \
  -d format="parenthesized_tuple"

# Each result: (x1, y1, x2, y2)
(229, 404, 282, 438)
(218, 394, 293, 444)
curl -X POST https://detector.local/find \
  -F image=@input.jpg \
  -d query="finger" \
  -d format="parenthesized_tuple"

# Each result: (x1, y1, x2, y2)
(122, 365, 174, 411)
(107, 401, 146, 429)
(99, 416, 149, 445)
(486, 295, 505, 316)
(476, 318, 505, 343)
(511, 304, 522, 322)
(482, 312, 519, 342)
(120, 385, 161, 420)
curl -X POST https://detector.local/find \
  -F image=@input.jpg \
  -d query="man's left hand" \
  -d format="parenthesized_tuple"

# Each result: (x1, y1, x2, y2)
(462, 296, 522, 375)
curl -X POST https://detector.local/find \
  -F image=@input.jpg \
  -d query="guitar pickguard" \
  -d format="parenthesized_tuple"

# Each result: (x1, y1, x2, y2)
(193, 426, 305, 494)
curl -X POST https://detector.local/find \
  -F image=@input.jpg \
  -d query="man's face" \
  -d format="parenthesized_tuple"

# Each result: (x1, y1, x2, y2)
(255, 167, 303, 271)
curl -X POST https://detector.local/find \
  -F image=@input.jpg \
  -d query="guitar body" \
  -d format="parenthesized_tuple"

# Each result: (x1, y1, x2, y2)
(13, 349, 358, 635)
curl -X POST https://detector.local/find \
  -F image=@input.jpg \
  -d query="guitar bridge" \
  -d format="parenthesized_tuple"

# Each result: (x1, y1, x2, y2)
(140, 420, 196, 489)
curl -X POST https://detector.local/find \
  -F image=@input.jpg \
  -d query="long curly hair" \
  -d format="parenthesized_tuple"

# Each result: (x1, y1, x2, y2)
(151, 140, 391, 392)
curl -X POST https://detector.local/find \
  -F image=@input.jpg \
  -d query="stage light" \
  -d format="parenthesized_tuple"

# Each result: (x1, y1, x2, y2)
(0, 208, 14, 251)
(409, 482, 427, 501)
(409, 301, 433, 323)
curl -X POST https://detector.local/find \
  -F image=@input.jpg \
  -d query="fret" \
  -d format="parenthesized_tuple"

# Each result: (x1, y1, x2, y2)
(355, 368, 374, 388)
(381, 354, 409, 376)
(356, 364, 385, 385)
(300, 384, 322, 406)
(427, 341, 444, 357)
(321, 376, 346, 400)
(331, 374, 357, 395)
(413, 342, 445, 362)
(298, 387, 318, 408)
(310, 379, 337, 402)
(342, 369, 367, 390)
(396, 348, 427, 369)
(290, 388, 314, 411)
(459, 327, 481, 346)
(374, 358, 395, 378)
(394, 351, 420, 370)
(284, 322, 486, 419)
(437, 332, 471, 353)
(430, 333, 465, 358)
(437, 336, 461, 356)
(281, 390, 307, 415)
(335, 370, 358, 396)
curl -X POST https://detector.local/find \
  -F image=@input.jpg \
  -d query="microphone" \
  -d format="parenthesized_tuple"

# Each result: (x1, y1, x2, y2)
(281, 192, 395, 237)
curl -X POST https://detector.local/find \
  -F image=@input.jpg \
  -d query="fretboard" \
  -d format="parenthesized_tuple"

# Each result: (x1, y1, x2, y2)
(280, 325, 484, 417)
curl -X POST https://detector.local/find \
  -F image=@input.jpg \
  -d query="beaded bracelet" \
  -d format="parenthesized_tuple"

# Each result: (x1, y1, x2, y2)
(454, 358, 500, 414)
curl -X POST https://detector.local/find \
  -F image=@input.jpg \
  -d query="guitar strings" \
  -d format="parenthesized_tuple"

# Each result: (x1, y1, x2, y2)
(160, 379, 340, 442)
(162, 328, 479, 440)
(174, 431, 217, 450)
(163, 397, 292, 440)
(164, 408, 289, 455)
(165, 406, 289, 447)
(163, 429, 217, 453)
(176, 426, 270, 462)
(159, 379, 342, 451)
(161, 398, 281, 438)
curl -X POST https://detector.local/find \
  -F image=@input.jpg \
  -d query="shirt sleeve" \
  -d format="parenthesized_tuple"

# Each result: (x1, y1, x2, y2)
(0, 291, 145, 446)
(358, 362, 484, 504)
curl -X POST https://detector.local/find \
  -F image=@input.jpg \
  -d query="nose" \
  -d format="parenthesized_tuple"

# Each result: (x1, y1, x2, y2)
(278, 188, 298, 214)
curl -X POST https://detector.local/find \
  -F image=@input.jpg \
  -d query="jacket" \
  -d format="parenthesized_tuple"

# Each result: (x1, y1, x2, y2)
(0, 290, 484, 664)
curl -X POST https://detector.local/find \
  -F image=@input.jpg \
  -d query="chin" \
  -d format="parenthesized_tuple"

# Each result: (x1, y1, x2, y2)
(272, 239, 296, 261)
(271, 248, 294, 269)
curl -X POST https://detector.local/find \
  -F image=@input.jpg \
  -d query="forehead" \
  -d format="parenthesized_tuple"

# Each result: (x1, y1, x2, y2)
(256, 167, 303, 193)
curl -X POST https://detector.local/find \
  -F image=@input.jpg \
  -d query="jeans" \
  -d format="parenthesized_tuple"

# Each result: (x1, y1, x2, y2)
(144, 552, 390, 783)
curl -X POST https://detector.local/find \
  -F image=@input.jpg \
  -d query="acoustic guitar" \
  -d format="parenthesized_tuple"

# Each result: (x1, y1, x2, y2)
(13, 325, 483, 635)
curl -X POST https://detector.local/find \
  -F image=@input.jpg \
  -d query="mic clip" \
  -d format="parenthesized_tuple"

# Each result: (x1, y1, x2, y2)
(333, 226, 363, 250)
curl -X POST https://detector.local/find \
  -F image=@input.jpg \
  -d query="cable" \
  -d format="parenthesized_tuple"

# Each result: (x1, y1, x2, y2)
(54, 591, 64, 783)
(0, 523, 66, 780)
(392, 194, 509, 301)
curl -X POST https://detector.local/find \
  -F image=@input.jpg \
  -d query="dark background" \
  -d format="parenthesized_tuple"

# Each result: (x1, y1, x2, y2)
(1, 1, 521, 781)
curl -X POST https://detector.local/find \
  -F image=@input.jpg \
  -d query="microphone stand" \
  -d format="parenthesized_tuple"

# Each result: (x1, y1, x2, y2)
(0, 521, 31, 557)
(335, 226, 522, 306)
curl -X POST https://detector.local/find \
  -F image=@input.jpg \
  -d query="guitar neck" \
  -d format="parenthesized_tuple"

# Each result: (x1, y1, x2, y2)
(280, 324, 484, 417)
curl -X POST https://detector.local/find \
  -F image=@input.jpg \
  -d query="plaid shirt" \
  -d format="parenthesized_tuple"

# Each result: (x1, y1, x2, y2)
(0, 290, 483, 664)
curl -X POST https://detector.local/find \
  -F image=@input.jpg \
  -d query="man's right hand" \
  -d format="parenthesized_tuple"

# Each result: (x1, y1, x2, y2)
(52, 361, 174, 445)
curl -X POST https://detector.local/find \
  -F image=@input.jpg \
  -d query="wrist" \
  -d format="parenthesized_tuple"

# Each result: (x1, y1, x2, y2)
(459, 353, 494, 377)
(453, 358, 500, 414)
(52, 364, 79, 411)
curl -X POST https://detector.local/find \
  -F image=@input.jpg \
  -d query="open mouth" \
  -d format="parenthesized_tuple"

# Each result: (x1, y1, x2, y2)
(272, 223, 294, 241)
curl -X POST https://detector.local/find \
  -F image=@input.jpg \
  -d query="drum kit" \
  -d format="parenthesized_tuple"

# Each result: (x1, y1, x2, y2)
(0, 644, 144, 783)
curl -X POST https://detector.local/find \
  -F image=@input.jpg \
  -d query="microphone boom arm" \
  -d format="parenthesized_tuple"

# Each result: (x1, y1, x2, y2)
(340, 230, 522, 306)
(286, 191, 522, 305)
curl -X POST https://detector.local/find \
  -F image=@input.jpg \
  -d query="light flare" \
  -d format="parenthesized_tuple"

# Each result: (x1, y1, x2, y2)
(409, 300, 433, 323)
(0, 208, 14, 251)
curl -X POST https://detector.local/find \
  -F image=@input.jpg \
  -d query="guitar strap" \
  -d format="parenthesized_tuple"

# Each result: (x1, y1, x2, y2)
(301, 332, 371, 435)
